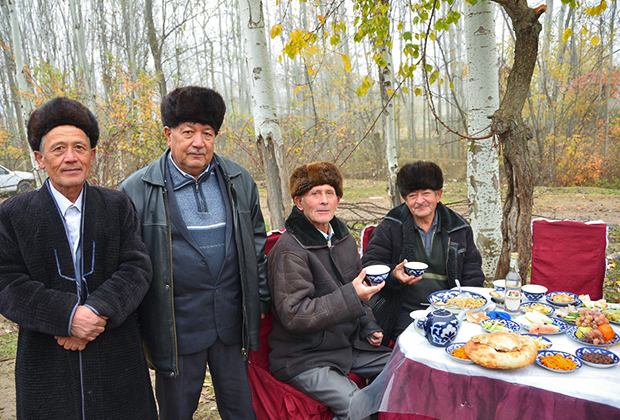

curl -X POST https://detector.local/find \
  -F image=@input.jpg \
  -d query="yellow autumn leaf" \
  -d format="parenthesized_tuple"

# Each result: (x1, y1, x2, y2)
(562, 28, 572, 42)
(591, 35, 600, 46)
(318, 15, 326, 25)
(581, 28, 588, 35)
(308, 67, 314, 76)
(342, 54, 352, 73)
(387, 88, 394, 96)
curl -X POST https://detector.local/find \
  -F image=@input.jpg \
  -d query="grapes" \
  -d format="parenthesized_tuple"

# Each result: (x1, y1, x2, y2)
(575, 308, 613, 344)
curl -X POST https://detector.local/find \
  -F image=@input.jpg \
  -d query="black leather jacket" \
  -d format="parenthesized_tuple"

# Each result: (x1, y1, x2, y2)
(119, 150, 270, 376)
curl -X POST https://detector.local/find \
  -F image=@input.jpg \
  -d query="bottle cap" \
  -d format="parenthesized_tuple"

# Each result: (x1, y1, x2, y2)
(510, 252, 519, 259)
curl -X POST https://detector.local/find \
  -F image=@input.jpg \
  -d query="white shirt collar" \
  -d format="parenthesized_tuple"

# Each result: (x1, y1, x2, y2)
(316, 222, 334, 241)
(49, 182, 84, 214)
(168, 153, 212, 180)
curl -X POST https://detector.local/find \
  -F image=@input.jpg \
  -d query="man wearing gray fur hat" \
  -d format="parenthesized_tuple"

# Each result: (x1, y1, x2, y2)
(268, 161, 391, 419)
(0, 97, 157, 419)
(362, 161, 484, 343)
(120, 86, 269, 420)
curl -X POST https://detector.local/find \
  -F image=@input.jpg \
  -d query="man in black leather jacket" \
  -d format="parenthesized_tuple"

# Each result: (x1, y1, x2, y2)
(362, 161, 484, 343)
(120, 86, 270, 420)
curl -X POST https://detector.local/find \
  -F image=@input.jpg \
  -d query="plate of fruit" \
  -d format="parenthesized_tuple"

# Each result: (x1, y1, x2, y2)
(603, 304, 620, 326)
(515, 311, 567, 335)
(566, 308, 619, 346)
(575, 347, 619, 369)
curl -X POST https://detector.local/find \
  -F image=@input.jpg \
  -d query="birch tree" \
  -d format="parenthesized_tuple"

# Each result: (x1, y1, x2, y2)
(240, 0, 286, 230)
(464, 0, 502, 279)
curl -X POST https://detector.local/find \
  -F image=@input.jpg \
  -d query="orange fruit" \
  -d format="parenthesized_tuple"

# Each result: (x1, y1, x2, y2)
(598, 324, 615, 341)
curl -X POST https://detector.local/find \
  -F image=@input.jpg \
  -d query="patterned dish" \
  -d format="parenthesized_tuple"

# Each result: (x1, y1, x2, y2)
(536, 350, 582, 373)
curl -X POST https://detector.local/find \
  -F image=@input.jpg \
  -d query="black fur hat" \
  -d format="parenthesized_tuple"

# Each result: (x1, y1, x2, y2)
(290, 161, 343, 199)
(396, 161, 443, 197)
(160, 86, 226, 134)
(27, 97, 99, 152)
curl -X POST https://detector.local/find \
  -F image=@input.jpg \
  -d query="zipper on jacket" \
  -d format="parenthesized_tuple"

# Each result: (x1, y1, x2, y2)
(163, 180, 179, 376)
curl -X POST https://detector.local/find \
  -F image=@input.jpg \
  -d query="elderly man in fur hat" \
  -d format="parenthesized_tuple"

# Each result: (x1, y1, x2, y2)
(362, 161, 484, 343)
(120, 86, 269, 420)
(0, 97, 157, 419)
(267, 161, 391, 419)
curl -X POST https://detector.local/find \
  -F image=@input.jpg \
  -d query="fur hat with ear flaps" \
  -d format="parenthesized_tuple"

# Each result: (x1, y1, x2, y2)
(27, 97, 99, 152)
(289, 161, 343, 199)
(396, 161, 444, 197)
(160, 86, 226, 134)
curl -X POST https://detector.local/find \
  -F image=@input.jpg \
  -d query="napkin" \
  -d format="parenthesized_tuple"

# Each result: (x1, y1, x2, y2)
(487, 311, 511, 320)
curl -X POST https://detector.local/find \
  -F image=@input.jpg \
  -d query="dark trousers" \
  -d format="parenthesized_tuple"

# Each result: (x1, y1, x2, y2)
(155, 337, 256, 420)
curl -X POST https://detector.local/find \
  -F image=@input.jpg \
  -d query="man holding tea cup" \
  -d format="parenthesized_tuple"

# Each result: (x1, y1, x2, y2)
(362, 161, 484, 343)
(267, 161, 391, 419)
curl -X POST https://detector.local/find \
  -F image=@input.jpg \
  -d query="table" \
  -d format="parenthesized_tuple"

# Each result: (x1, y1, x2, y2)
(348, 287, 620, 420)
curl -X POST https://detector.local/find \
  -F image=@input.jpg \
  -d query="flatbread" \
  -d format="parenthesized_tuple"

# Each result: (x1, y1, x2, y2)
(464, 332, 537, 369)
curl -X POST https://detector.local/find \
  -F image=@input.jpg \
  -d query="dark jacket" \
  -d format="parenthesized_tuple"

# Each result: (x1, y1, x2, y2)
(361, 202, 484, 339)
(119, 150, 270, 376)
(0, 183, 156, 419)
(268, 207, 387, 382)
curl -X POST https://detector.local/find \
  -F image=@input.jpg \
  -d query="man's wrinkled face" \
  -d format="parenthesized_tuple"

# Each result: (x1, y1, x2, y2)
(404, 189, 442, 221)
(166, 122, 215, 178)
(294, 184, 340, 234)
(34, 125, 95, 201)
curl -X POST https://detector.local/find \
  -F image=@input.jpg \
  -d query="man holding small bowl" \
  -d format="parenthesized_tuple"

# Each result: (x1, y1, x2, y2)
(362, 161, 485, 344)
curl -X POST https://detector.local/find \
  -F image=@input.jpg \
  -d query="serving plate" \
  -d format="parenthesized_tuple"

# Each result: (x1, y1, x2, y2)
(521, 301, 555, 316)
(428, 290, 488, 314)
(603, 304, 620, 325)
(481, 318, 521, 334)
(445, 342, 474, 364)
(518, 317, 568, 335)
(536, 350, 582, 373)
(566, 326, 620, 347)
(575, 347, 619, 369)
(521, 334, 552, 351)
(546, 291, 581, 307)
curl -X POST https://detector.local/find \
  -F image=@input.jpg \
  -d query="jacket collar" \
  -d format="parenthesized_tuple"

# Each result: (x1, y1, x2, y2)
(140, 150, 239, 188)
(384, 201, 468, 233)
(284, 206, 349, 247)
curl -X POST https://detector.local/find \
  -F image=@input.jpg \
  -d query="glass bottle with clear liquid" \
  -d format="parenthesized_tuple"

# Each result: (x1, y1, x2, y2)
(504, 252, 522, 315)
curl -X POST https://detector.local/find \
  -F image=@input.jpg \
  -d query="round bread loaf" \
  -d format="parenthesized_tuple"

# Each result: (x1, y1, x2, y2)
(464, 332, 537, 369)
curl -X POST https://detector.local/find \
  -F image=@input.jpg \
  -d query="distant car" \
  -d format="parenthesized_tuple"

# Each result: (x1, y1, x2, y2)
(0, 164, 34, 194)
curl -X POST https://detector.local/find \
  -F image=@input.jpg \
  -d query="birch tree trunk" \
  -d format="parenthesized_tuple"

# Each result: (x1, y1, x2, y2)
(240, 0, 286, 230)
(464, 0, 502, 280)
(68, 0, 94, 109)
(2, 0, 40, 184)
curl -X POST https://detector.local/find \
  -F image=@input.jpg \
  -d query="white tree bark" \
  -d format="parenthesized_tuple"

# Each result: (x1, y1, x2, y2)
(464, 0, 502, 279)
(379, 43, 400, 207)
(68, 0, 94, 109)
(5, 0, 40, 184)
(240, 0, 286, 230)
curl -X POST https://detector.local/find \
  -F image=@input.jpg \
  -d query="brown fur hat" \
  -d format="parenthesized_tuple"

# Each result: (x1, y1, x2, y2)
(289, 161, 343, 199)
(160, 86, 226, 134)
(396, 161, 443, 197)
(27, 97, 99, 152)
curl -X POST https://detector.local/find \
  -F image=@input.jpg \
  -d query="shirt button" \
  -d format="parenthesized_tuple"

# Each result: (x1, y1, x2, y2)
(201, 260, 207, 265)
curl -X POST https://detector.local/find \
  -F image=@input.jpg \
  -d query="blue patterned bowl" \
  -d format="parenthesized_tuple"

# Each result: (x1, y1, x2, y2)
(404, 262, 428, 277)
(365, 265, 390, 285)
(522, 284, 548, 301)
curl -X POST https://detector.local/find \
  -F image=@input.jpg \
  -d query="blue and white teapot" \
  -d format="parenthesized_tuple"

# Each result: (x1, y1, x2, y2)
(410, 309, 465, 347)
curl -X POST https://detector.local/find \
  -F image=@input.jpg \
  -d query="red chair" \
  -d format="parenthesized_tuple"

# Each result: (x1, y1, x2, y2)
(360, 224, 376, 256)
(530, 219, 608, 300)
(249, 230, 366, 420)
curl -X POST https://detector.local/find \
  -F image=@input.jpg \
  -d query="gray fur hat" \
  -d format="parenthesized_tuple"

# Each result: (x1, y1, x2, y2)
(160, 86, 226, 134)
(396, 161, 444, 197)
(27, 97, 99, 152)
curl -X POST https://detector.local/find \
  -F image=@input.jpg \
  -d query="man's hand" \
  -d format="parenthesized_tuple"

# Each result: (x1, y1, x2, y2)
(367, 331, 383, 347)
(55, 336, 89, 351)
(70, 306, 108, 341)
(352, 269, 385, 301)
(393, 259, 423, 285)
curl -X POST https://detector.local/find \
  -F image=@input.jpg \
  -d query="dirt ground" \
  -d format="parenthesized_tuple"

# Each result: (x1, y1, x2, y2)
(0, 187, 619, 419)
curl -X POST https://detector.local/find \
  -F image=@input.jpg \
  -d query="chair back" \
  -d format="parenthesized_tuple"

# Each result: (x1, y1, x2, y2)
(360, 224, 377, 256)
(530, 219, 607, 300)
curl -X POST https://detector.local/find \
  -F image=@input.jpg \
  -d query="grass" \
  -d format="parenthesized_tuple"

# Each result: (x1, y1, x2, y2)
(0, 330, 17, 362)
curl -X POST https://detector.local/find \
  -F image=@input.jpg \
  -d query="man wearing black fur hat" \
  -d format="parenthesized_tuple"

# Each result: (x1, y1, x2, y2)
(362, 161, 484, 342)
(120, 86, 269, 420)
(267, 161, 391, 419)
(0, 97, 157, 419)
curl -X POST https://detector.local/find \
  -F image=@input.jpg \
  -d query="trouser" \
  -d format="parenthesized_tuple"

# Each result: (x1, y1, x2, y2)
(287, 348, 392, 420)
(155, 337, 256, 420)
